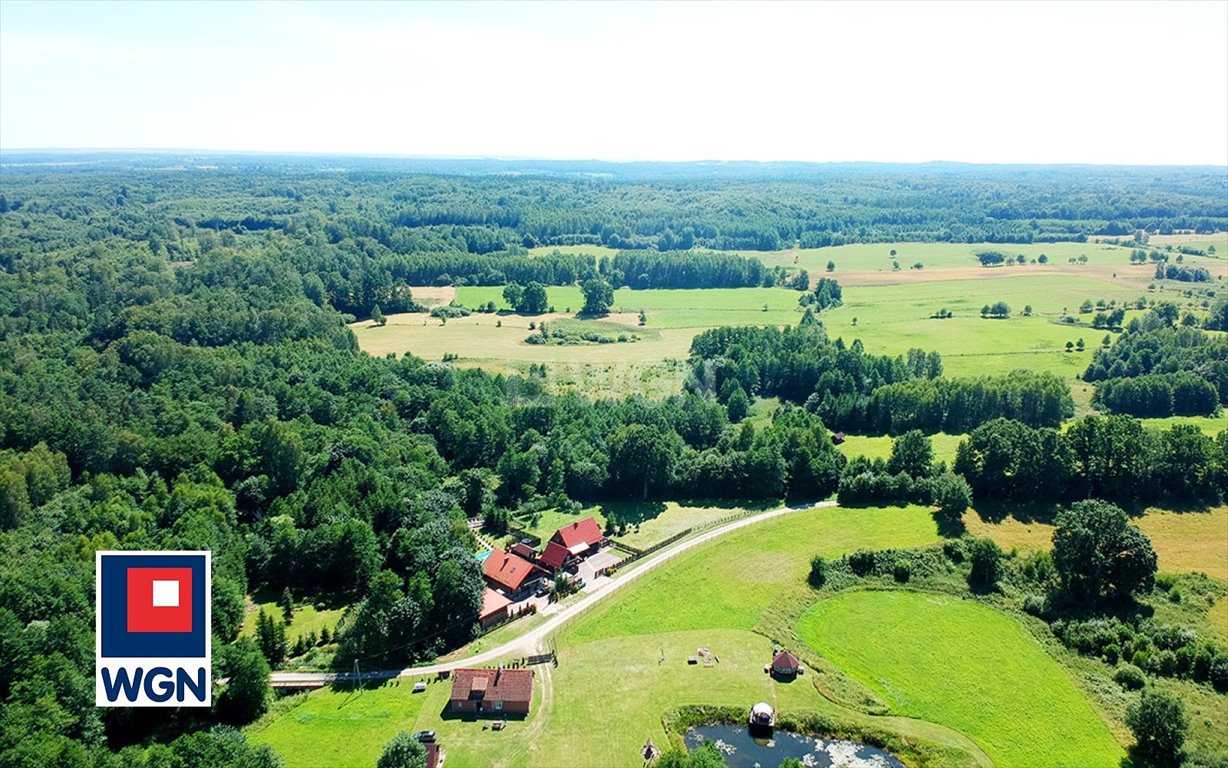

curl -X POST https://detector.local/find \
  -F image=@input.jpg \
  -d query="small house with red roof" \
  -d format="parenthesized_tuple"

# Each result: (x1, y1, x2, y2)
(548, 516, 604, 560)
(478, 588, 512, 630)
(449, 667, 534, 716)
(481, 547, 546, 600)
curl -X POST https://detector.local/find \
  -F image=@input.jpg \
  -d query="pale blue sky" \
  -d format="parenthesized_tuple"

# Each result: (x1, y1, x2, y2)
(2, 1, 1225, 165)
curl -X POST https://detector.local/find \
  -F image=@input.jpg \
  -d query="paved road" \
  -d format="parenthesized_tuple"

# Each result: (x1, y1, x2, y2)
(269, 500, 836, 688)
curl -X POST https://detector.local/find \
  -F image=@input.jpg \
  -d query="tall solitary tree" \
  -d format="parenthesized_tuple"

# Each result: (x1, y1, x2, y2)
(887, 430, 934, 477)
(580, 277, 614, 316)
(216, 637, 271, 725)
(520, 282, 549, 314)
(1051, 499, 1157, 606)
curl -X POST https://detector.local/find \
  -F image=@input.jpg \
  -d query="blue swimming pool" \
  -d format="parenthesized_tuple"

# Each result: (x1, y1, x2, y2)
(475, 549, 493, 563)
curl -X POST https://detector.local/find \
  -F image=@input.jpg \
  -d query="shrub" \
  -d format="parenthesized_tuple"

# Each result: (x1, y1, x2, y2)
(808, 555, 827, 588)
(968, 538, 1003, 590)
(1126, 690, 1186, 768)
(943, 539, 966, 563)
(892, 561, 911, 583)
(847, 550, 876, 577)
(1114, 663, 1146, 691)
(1103, 644, 1121, 665)
(1022, 593, 1049, 618)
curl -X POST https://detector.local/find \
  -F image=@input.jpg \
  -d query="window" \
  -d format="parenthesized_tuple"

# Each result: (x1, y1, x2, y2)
(493, 701, 503, 711)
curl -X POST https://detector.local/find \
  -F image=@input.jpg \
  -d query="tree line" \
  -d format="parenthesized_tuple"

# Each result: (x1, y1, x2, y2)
(1083, 309, 1228, 417)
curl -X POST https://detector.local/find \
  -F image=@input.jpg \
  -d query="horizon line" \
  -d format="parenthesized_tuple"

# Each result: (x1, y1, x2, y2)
(1, 148, 1226, 170)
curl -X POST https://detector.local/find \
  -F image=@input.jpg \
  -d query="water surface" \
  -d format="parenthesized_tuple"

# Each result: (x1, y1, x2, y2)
(685, 725, 904, 768)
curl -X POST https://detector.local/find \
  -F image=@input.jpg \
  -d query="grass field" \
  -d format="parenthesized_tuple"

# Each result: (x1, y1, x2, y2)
(964, 506, 1228, 583)
(351, 240, 1222, 396)
(798, 590, 1123, 768)
(241, 590, 347, 646)
(562, 505, 941, 645)
(1136, 414, 1228, 436)
(248, 676, 436, 768)
(836, 432, 965, 466)
(1211, 597, 1228, 641)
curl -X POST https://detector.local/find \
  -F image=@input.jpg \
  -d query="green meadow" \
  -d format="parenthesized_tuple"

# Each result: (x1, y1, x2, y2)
(798, 590, 1123, 768)
(241, 590, 347, 647)
(352, 241, 1222, 395)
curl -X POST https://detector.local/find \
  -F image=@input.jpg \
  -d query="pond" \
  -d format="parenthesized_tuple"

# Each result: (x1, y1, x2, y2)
(685, 725, 904, 768)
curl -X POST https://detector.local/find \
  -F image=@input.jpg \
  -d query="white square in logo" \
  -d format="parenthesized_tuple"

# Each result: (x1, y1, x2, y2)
(152, 580, 180, 608)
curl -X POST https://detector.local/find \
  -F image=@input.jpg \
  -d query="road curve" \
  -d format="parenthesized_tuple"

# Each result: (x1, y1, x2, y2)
(269, 500, 836, 688)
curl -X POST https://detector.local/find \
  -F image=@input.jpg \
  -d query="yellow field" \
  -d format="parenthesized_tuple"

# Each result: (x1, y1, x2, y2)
(965, 506, 1228, 582)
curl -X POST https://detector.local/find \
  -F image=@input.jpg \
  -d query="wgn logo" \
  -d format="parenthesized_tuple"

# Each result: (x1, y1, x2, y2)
(96, 551, 211, 707)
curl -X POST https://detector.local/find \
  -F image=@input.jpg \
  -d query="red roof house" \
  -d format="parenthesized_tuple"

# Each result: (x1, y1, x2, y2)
(478, 588, 512, 629)
(482, 548, 543, 596)
(449, 667, 534, 715)
(549, 516, 604, 556)
(538, 539, 573, 572)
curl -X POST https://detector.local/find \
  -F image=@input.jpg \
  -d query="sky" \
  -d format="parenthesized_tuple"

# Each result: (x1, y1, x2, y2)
(1, 0, 1226, 165)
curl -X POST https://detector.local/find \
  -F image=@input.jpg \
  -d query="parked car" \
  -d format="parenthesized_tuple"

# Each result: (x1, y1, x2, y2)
(412, 730, 436, 743)
(534, 583, 550, 598)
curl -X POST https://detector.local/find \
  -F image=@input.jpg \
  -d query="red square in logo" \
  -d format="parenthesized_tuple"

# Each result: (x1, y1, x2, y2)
(126, 567, 193, 633)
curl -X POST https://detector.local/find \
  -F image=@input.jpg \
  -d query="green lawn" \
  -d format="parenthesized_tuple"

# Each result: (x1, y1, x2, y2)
(799, 590, 1124, 768)
(562, 505, 941, 645)
(248, 677, 435, 768)
(836, 432, 965, 467)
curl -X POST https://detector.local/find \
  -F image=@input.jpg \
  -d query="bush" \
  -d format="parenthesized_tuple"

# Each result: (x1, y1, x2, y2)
(1126, 690, 1186, 768)
(1103, 644, 1121, 665)
(1114, 663, 1146, 691)
(1022, 593, 1049, 618)
(943, 539, 966, 563)
(847, 550, 876, 577)
(808, 555, 827, 588)
(892, 561, 911, 583)
(968, 538, 1003, 590)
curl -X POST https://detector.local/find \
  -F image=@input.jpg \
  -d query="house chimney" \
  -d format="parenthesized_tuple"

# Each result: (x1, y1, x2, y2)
(495, 665, 503, 686)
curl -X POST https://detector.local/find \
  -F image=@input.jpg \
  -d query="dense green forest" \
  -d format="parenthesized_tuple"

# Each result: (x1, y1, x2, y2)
(1, 159, 1226, 766)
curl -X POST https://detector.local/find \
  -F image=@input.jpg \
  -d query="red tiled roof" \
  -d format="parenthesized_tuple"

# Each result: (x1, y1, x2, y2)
(539, 540, 571, 570)
(551, 516, 604, 550)
(449, 668, 534, 706)
(479, 588, 512, 620)
(425, 743, 439, 768)
(482, 548, 538, 592)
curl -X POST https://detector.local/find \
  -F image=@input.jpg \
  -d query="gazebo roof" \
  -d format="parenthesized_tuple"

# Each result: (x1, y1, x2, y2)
(772, 650, 800, 672)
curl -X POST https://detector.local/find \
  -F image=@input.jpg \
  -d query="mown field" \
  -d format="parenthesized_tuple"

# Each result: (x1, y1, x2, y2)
(798, 590, 1123, 768)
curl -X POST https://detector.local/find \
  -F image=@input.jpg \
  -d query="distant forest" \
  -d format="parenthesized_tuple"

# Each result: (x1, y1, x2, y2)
(2, 154, 1225, 316)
